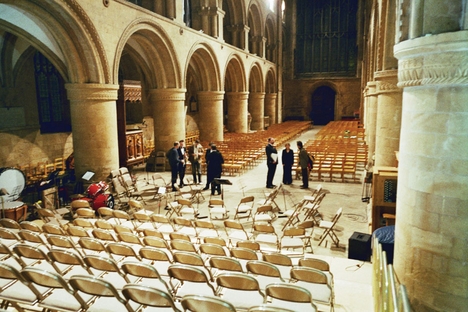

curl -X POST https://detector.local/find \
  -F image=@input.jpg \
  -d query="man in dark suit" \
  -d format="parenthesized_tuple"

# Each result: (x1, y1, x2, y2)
(177, 139, 187, 187)
(203, 142, 213, 190)
(167, 141, 180, 191)
(265, 137, 278, 188)
(206, 144, 224, 195)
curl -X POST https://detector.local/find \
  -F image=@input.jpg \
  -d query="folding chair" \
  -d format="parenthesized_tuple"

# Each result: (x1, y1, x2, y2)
(47, 248, 93, 278)
(252, 204, 276, 226)
(0, 218, 22, 230)
(150, 214, 176, 239)
(223, 220, 252, 247)
(290, 266, 334, 311)
(167, 264, 217, 299)
(172, 251, 213, 282)
(247, 305, 295, 312)
(20, 267, 86, 312)
(252, 223, 279, 252)
(173, 217, 198, 242)
(264, 283, 317, 312)
(318, 207, 342, 247)
(233, 196, 255, 221)
(0, 262, 41, 311)
(208, 199, 228, 220)
(19, 221, 42, 233)
(82, 254, 131, 289)
(229, 247, 259, 272)
(0, 242, 22, 269)
(303, 192, 326, 224)
(42, 223, 67, 236)
(181, 294, 236, 312)
(281, 201, 305, 231)
(279, 226, 312, 255)
(208, 256, 243, 279)
(139, 246, 174, 277)
(245, 260, 285, 291)
(68, 275, 133, 311)
(122, 284, 181, 312)
(298, 258, 334, 287)
(12, 243, 58, 271)
(177, 198, 199, 219)
(194, 219, 220, 243)
(106, 242, 142, 263)
(262, 252, 294, 281)
(0, 227, 21, 247)
(215, 273, 265, 310)
(121, 261, 171, 292)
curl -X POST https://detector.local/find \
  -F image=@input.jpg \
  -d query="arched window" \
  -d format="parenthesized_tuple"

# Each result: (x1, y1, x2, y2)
(34, 52, 71, 133)
(295, 0, 358, 77)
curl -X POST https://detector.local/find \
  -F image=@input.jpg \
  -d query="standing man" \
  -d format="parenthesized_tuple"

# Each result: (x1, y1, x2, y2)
(203, 142, 213, 190)
(297, 140, 309, 189)
(265, 137, 278, 188)
(206, 144, 224, 195)
(167, 141, 180, 192)
(177, 139, 187, 187)
(188, 139, 203, 184)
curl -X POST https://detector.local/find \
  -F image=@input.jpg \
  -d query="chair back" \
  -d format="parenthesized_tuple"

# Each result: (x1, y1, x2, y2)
(290, 266, 328, 284)
(167, 264, 210, 283)
(246, 260, 282, 278)
(200, 243, 227, 257)
(0, 218, 22, 230)
(209, 256, 243, 273)
(20, 221, 42, 233)
(262, 253, 292, 266)
(230, 247, 258, 260)
(181, 294, 237, 312)
(122, 284, 179, 310)
(265, 283, 313, 303)
(42, 223, 66, 235)
(216, 272, 261, 291)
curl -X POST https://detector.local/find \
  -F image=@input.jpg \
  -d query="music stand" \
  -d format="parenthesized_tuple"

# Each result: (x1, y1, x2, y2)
(213, 178, 232, 200)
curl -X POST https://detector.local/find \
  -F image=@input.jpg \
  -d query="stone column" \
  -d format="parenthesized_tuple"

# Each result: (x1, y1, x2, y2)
(248, 92, 265, 130)
(198, 91, 224, 141)
(242, 25, 250, 51)
(65, 83, 119, 180)
(226, 92, 249, 133)
(394, 31, 468, 311)
(374, 70, 402, 167)
(364, 82, 378, 163)
(264, 93, 277, 125)
(149, 88, 186, 152)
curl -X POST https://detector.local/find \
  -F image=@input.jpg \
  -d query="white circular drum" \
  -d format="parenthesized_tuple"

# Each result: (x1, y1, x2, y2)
(0, 167, 26, 202)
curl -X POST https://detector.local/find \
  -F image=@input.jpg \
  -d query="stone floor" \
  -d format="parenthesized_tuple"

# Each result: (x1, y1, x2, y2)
(127, 126, 374, 312)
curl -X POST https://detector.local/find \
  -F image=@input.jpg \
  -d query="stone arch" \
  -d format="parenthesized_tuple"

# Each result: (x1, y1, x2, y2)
(248, 62, 264, 93)
(114, 19, 182, 89)
(265, 67, 277, 93)
(248, 62, 265, 130)
(309, 82, 338, 125)
(265, 13, 277, 62)
(186, 43, 222, 92)
(224, 53, 248, 132)
(247, 0, 265, 55)
(223, 0, 247, 48)
(0, 0, 109, 84)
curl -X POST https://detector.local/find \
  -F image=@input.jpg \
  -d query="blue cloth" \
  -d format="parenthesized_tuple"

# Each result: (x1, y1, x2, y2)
(373, 225, 395, 244)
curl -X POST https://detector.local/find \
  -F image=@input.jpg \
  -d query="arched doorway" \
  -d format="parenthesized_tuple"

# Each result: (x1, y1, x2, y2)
(310, 86, 335, 125)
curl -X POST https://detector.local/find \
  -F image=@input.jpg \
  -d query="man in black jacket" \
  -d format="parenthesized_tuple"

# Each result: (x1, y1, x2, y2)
(206, 144, 224, 195)
(265, 137, 278, 188)
(167, 141, 180, 191)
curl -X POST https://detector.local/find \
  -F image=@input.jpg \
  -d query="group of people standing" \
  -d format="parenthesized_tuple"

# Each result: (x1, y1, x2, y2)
(167, 136, 313, 196)
(265, 138, 313, 189)
(167, 139, 224, 195)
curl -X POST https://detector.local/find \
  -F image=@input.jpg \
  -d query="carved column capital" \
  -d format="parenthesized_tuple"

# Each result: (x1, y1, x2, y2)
(395, 32, 468, 87)
(65, 83, 119, 101)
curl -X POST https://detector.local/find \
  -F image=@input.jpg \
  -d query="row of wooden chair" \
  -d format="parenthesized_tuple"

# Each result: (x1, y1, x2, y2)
(16, 157, 66, 185)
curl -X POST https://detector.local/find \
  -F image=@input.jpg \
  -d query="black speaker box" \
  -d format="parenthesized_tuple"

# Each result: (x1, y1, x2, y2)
(348, 232, 371, 261)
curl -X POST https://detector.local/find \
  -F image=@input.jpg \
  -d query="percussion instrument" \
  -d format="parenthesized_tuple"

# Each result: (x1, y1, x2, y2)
(1, 201, 28, 222)
(86, 181, 109, 199)
(0, 167, 26, 202)
(92, 193, 114, 210)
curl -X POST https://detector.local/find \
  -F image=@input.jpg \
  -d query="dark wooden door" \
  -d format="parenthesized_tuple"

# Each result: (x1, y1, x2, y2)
(309, 86, 335, 125)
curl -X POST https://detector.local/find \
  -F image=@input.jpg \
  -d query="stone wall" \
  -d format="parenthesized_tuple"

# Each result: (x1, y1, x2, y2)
(282, 78, 362, 122)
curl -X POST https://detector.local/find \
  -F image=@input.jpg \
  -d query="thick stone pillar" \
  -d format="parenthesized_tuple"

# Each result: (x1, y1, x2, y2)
(248, 92, 265, 130)
(65, 83, 119, 180)
(364, 82, 378, 163)
(374, 70, 402, 167)
(394, 31, 468, 311)
(198, 91, 224, 141)
(264, 93, 277, 125)
(149, 88, 186, 152)
(226, 92, 249, 133)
